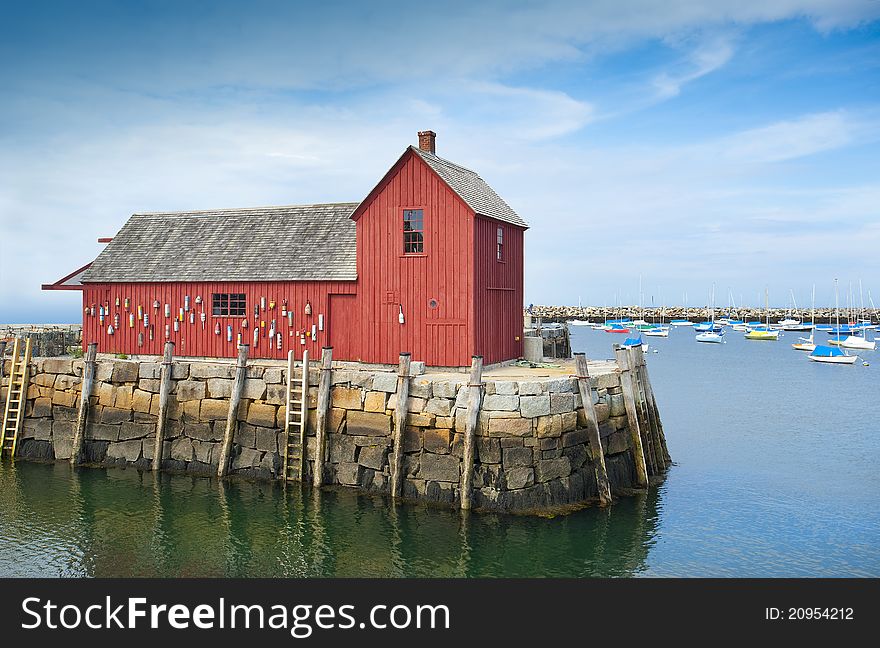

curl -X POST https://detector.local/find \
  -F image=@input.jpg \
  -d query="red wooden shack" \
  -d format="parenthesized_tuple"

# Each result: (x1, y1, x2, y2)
(44, 132, 528, 367)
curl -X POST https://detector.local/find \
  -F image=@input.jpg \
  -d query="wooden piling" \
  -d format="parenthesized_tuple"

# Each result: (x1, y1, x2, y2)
(312, 347, 333, 488)
(299, 349, 310, 478)
(632, 348, 666, 471)
(626, 347, 658, 475)
(217, 344, 249, 478)
(0, 341, 6, 379)
(574, 353, 612, 506)
(70, 342, 97, 465)
(613, 345, 649, 489)
(151, 341, 174, 471)
(635, 350, 672, 464)
(389, 353, 412, 499)
(459, 355, 484, 511)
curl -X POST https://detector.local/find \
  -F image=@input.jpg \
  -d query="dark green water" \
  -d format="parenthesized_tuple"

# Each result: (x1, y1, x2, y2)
(1, 326, 877, 577)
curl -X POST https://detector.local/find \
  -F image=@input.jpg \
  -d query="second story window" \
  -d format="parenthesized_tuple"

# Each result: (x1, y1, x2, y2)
(212, 293, 246, 316)
(497, 226, 504, 261)
(403, 209, 424, 254)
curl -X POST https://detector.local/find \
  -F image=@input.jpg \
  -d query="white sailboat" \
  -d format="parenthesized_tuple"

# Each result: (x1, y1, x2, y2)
(696, 286, 724, 343)
(809, 279, 859, 365)
(834, 330, 876, 351)
(792, 286, 816, 351)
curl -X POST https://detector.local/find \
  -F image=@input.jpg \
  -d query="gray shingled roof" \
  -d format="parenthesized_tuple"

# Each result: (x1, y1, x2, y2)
(81, 203, 359, 283)
(410, 146, 528, 228)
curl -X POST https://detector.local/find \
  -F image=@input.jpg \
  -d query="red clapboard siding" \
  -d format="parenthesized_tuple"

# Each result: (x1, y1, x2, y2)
(473, 215, 525, 365)
(81, 281, 356, 360)
(353, 150, 474, 366)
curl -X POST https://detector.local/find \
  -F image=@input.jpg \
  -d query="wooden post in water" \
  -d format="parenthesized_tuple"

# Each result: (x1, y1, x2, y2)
(626, 347, 657, 475)
(299, 349, 310, 478)
(389, 353, 412, 499)
(459, 355, 484, 511)
(0, 341, 6, 379)
(70, 342, 97, 466)
(217, 344, 249, 478)
(635, 349, 671, 464)
(632, 348, 666, 471)
(312, 347, 333, 488)
(573, 353, 612, 506)
(151, 341, 175, 471)
(613, 345, 649, 488)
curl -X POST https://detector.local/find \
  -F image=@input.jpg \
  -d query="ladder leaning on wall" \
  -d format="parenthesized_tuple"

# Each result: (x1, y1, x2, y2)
(2, 338, 33, 459)
(283, 349, 309, 482)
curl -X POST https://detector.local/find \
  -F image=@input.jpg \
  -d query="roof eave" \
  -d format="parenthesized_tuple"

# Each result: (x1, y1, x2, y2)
(42, 262, 92, 291)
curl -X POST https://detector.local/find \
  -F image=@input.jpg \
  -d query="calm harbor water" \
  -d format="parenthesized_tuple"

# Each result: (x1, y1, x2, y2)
(1, 327, 877, 577)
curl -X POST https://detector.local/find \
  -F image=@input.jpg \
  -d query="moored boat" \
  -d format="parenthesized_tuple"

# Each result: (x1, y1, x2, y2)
(808, 345, 858, 364)
(745, 288, 779, 341)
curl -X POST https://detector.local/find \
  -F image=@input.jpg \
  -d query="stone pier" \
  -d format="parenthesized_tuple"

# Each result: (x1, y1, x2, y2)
(1, 353, 667, 514)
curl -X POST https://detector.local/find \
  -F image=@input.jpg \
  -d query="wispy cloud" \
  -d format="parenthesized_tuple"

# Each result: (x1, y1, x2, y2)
(652, 34, 737, 99)
(719, 110, 878, 163)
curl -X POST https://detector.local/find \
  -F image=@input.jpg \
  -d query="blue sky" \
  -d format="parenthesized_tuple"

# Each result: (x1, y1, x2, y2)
(1, 0, 879, 322)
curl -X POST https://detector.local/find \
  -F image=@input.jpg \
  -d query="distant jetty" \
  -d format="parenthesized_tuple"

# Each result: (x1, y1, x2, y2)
(526, 305, 875, 324)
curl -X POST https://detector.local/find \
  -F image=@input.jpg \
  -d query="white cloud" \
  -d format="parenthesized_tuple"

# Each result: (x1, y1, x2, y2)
(719, 111, 868, 163)
(652, 34, 737, 99)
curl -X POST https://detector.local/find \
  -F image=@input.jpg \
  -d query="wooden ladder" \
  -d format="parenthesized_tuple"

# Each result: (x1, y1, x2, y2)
(282, 349, 309, 482)
(2, 338, 32, 459)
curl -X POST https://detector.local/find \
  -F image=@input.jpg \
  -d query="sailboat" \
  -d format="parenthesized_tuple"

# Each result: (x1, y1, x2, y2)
(779, 290, 813, 331)
(670, 292, 694, 326)
(745, 288, 779, 340)
(809, 279, 859, 364)
(792, 286, 816, 351)
(696, 286, 724, 343)
(622, 333, 649, 354)
(829, 325, 877, 351)
(644, 294, 670, 337)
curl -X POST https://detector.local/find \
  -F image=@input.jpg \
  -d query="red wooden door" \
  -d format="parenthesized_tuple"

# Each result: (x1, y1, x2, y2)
(329, 294, 358, 361)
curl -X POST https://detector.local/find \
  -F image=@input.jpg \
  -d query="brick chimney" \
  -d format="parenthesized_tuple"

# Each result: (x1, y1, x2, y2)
(418, 130, 436, 154)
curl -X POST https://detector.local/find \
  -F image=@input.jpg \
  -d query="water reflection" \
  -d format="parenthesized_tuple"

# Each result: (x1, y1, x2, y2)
(0, 461, 661, 578)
